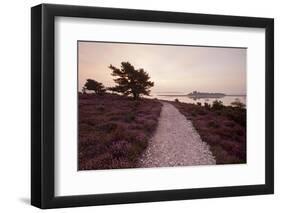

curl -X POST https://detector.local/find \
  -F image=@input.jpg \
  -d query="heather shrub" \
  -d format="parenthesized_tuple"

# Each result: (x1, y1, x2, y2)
(224, 120, 235, 128)
(197, 108, 207, 115)
(111, 140, 132, 158)
(207, 120, 220, 128)
(191, 111, 197, 117)
(96, 122, 117, 132)
(96, 105, 105, 112)
(123, 111, 136, 122)
(78, 93, 162, 170)
(112, 126, 126, 141)
(143, 119, 157, 132)
(202, 134, 221, 145)
(171, 100, 246, 165)
(221, 107, 246, 127)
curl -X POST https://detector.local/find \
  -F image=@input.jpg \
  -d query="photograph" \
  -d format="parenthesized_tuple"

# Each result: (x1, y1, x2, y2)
(78, 41, 247, 170)
(29, 3, 274, 209)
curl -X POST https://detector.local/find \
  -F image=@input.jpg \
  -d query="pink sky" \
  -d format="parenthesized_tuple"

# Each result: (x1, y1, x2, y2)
(78, 41, 246, 95)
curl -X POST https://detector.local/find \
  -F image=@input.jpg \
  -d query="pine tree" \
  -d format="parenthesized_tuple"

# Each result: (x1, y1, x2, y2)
(108, 62, 154, 100)
(84, 79, 106, 95)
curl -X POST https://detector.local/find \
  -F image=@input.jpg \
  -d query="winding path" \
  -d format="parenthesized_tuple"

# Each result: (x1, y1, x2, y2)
(138, 102, 216, 167)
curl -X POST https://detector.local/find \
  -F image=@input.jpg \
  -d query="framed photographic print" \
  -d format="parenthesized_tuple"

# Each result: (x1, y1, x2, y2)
(31, 3, 274, 209)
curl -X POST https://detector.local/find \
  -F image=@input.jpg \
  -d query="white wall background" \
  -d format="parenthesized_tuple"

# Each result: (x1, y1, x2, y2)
(0, 0, 279, 212)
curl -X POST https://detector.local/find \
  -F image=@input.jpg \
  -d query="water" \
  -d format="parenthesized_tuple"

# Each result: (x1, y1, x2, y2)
(149, 93, 246, 107)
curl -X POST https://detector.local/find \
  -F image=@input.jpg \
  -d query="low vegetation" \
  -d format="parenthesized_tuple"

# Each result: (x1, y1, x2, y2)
(78, 93, 162, 170)
(171, 100, 246, 164)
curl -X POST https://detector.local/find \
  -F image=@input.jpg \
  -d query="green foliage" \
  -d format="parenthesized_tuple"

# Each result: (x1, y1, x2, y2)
(108, 62, 154, 99)
(84, 79, 106, 95)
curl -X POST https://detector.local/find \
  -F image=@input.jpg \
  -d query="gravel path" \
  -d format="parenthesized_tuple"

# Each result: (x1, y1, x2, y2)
(138, 102, 216, 167)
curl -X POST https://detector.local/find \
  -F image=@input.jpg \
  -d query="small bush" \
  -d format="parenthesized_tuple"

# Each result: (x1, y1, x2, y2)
(204, 102, 211, 110)
(191, 111, 196, 117)
(212, 100, 224, 110)
(231, 99, 246, 109)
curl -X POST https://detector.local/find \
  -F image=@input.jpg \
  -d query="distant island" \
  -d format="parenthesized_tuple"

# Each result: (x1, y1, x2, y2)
(187, 91, 225, 99)
(157, 91, 246, 99)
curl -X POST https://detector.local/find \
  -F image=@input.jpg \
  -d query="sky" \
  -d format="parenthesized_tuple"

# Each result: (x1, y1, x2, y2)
(78, 41, 246, 95)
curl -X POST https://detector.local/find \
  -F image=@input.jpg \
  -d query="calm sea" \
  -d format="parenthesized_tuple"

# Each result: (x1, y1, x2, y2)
(149, 93, 247, 107)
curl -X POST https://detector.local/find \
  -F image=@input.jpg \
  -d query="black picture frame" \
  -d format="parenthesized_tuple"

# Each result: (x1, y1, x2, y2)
(31, 3, 274, 209)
